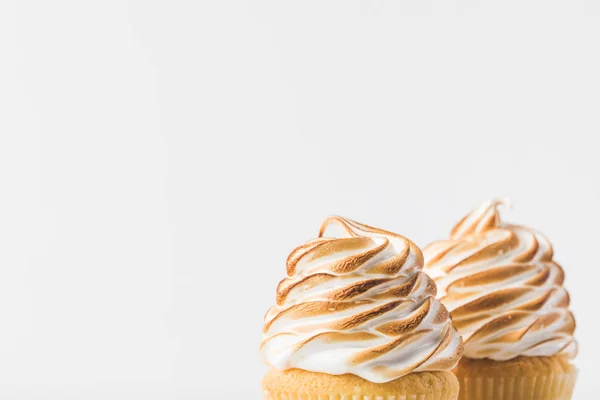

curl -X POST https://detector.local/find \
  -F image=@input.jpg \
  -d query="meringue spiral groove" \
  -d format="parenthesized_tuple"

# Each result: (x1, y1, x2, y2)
(423, 200, 577, 361)
(260, 217, 463, 383)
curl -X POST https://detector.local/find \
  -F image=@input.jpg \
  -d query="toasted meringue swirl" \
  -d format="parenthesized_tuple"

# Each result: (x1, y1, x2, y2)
(260, 217, 463, 383)
(423, 200, 577, 361)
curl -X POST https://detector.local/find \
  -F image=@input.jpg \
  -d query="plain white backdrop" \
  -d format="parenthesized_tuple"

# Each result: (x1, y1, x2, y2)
(1, 1, 600, 399)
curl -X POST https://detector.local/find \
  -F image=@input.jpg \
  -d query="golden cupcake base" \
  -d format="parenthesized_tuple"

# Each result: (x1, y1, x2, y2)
(263, 368, 459, 400)
(453, 356, 577, 400)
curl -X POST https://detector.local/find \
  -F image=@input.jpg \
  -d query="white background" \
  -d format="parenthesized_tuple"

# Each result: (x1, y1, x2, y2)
(1, 1, 599, 399)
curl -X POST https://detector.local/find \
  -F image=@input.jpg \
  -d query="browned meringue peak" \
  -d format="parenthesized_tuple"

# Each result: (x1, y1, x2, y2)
(260, 216, 463, 383)
(423, 200, 577, 361)
(450, 198, 508, 240)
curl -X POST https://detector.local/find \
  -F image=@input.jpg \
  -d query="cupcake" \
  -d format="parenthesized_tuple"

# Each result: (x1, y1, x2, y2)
(423, 200, 577, 400)
(260, 216, 464, 400)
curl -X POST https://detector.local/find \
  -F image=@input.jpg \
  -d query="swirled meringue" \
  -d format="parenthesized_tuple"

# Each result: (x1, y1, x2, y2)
(260, 217, 463, 383)
(423, 200, 577, 361)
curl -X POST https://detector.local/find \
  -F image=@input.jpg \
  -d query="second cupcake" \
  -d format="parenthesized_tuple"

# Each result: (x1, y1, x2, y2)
(424, 200, 577, 400)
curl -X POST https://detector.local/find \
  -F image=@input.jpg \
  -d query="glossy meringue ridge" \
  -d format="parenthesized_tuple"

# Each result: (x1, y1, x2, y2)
(260, 217, 463, 383)
(423, 200, 577, 361)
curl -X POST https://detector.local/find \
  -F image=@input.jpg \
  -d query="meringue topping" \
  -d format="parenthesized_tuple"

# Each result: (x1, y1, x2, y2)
(424, 200, 577, 361)
(260, 217, 463, 383)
